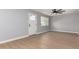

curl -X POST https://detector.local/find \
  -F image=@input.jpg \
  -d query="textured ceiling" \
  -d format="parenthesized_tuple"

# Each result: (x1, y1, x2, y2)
(33, 9, 79, 16)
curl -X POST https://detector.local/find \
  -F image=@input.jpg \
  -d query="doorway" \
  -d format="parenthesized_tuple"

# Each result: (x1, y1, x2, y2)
(28, 13, 37, 35)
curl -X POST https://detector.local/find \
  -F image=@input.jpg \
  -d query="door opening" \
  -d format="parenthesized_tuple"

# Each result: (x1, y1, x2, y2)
(28, 13, 37, 35)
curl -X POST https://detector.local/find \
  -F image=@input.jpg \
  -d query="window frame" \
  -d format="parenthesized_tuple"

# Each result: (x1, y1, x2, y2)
(40, 16, 49, 26)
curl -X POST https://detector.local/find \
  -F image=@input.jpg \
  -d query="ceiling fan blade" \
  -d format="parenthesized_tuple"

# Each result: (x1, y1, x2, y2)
(58, 10, 65, 13)
(58, 9, 65, 12)
(57, 9, 62, 11)
(61, 10, 65, 12)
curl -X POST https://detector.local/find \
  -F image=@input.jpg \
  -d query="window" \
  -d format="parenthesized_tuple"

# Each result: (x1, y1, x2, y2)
(41, 16, 49, 26)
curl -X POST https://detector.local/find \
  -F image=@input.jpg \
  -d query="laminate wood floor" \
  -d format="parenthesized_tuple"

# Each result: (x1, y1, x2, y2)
(0, 32, 79, 49)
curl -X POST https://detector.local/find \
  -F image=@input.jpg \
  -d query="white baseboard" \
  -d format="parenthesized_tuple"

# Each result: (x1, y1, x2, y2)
(50, 30, 79, 34)
(0, 35, 29, 44)
(0, 31, 48, 44)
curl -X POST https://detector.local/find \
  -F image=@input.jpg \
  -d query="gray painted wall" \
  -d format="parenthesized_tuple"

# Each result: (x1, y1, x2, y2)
(0, 9, 49, 41)
(50, 13, 79, 33)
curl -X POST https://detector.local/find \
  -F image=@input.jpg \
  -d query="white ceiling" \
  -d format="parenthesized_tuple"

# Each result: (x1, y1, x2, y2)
(33, 9, 79, 16)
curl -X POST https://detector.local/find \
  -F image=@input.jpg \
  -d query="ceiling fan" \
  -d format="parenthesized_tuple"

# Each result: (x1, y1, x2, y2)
(50, 9, 65, 15)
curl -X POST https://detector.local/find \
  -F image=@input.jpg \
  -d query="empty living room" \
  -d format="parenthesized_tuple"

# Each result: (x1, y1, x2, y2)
(0, 9, 79, 49)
